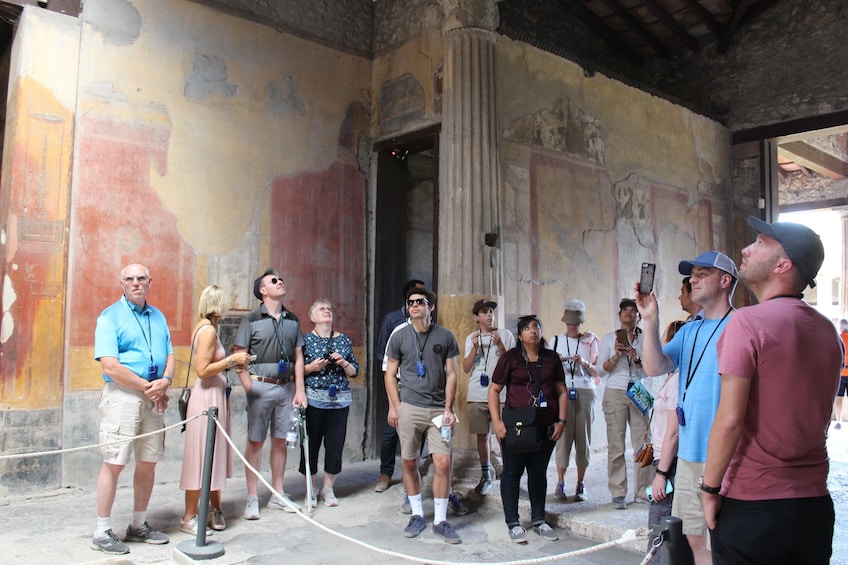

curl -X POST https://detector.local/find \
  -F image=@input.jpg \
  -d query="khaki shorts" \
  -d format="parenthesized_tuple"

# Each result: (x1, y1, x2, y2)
(467, 401, 499, 435)
(671, 458, 710, 540)
(99, 382, 165, 465)
(397, 402, 451, 459)
(245, 380, 296, 442)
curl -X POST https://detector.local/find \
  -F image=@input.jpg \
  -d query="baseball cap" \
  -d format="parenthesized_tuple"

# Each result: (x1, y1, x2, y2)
(619, 298, 637, 311)
(678, 251, 738, 279)
(473, 299, 497, 315)
(561, 298, 586, 324)
(748, 216, 824, 289)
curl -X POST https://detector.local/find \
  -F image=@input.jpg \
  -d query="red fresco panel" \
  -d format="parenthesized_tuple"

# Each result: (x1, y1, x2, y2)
(69, 113, 193, 348)
(270, 161, 366, 344)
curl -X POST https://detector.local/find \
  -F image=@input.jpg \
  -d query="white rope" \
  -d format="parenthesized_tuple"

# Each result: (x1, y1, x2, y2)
(0, 414, 204, 459)
(0, 412, 644, 564)
(213, 416, 642, 564)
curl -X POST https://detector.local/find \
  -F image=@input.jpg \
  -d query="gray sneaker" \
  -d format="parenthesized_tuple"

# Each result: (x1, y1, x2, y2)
(612, 496, 628, 509)
(400, 495, 411, 514)
(475, 475, 493, 496)
(91, 529, 129, 554)
(448, 492, 470, 516)
(508, 525, 528, 544)
(125, 521, 169, 544)
(268, 493, 301, 513)
(533, 522, 559, 541)
(403, 514, 426, 538)
(244, 496, 260, 520)
(433, 521, 462, 544)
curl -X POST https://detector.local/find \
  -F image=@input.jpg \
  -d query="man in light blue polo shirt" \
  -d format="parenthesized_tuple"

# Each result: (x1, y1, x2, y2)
(637, 251, 737, 564)
(91, 263, 174, 555)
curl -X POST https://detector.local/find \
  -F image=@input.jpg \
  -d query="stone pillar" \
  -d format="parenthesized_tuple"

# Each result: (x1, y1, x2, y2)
(437, 26, 504, 458)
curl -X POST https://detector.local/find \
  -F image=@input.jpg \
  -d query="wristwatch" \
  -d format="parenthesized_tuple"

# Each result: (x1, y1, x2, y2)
(698, 475, 720, 495)
(556, 418, 567, 424)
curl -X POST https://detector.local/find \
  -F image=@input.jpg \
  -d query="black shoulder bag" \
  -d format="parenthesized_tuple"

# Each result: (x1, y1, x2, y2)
(501, 358, 544, 454)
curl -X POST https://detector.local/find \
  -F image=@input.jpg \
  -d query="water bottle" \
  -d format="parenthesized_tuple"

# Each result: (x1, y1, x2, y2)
(440, 419, 451, 442)
(285, 410, 299, 448)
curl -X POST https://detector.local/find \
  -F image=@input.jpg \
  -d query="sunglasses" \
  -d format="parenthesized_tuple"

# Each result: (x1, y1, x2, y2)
(267, 277, 284, 286)
(407, 298, 428, 307)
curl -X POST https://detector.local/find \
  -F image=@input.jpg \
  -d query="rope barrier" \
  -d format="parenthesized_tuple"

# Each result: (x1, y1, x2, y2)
(0, 411, 647, 563)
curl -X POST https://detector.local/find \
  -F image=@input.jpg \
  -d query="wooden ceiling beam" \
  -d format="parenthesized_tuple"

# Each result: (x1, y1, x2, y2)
(680, 0, 725, 40)
(595, 0, 672, 58)
(780, 141, 847, 180)
(643, 0, 700, 53)
(718, 0, 753, 53)
(558, 0, 644, 66)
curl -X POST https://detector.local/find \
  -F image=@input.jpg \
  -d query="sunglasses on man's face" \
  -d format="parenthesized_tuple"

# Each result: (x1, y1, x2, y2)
(407, 298, 428, 307)
(267, 277, 284, 286)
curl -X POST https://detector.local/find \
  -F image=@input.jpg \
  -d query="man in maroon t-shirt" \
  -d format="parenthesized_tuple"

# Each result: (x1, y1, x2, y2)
(702, 217, 843, 564)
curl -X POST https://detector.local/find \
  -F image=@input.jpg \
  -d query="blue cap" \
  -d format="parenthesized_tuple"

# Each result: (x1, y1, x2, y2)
(678, 251, 738, 279)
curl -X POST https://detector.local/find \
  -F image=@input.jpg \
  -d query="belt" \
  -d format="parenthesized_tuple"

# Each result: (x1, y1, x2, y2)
(251, 375, 291, 385)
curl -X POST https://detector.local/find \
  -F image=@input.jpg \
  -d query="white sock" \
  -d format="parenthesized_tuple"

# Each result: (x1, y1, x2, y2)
(132, 511, 146, 528)
(409, 493, 424, 516)
(434, 498, 448, 524)
(95, 516, 111, 536)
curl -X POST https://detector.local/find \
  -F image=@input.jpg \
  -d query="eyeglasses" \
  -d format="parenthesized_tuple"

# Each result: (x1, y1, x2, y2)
(267, 277, 284, 286)
(122, 276, 149, 284)
(407, 298, 428, 307)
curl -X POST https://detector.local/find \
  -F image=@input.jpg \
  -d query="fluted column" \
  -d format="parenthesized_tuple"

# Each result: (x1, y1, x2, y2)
(438, 27, 501, 298)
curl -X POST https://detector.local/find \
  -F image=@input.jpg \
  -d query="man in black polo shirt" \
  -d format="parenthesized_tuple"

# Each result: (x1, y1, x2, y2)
(234, 268, 307, 519)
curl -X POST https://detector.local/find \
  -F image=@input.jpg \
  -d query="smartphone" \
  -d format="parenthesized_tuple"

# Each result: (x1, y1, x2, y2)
(615, 329, 631, 349)
(639, 262, 656, 295)
(249, 354, 257, 362)
(646, 480, 674, 502)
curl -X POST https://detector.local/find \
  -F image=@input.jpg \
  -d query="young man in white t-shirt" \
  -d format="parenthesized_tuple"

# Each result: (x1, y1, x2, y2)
(461, 299, 516, 495)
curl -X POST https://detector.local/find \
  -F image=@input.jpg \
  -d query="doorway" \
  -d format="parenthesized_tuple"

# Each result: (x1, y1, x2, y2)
(370, 126, 439, 458)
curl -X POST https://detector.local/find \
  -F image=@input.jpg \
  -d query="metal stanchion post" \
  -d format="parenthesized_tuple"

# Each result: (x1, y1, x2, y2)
(177, 406, 225, 560)
(659, 516, 694, 565)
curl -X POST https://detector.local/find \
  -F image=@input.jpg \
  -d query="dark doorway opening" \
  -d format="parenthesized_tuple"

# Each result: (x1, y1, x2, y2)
(370, 125, 439, 460)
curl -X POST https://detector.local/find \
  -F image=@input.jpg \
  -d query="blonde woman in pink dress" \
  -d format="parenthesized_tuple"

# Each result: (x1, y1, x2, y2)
(179, 285, 251, 534)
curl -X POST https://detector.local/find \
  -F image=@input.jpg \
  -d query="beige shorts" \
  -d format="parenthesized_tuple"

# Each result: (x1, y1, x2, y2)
(671, 458, 710, 540)
(397, 402, 451, 459)
(99, 382, 165, 465)
(467, 401, 499, 435)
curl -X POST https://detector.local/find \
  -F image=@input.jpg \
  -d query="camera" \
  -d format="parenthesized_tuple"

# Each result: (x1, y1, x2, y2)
(323, 352, 336, 364)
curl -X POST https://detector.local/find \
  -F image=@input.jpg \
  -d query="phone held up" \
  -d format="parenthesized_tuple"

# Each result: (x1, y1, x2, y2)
(639, 262, 656, 295)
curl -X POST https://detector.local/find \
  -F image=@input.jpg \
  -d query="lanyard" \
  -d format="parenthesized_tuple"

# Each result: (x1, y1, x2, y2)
(126, 299, 154, 366)
(313, 330, 335, 357)
(565, 335, 578, 388)
(271, 315, 291, 362)
(523, 355, 544, 405)
(413, 323, 433, 361)
(681, 308, 732, 404)
(480, 329, 493, 369)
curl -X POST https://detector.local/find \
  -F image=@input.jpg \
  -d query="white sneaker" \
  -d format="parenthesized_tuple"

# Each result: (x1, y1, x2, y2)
(244, 496, 260, 520)
(268, 493, 301, 513)
(322, 488, 338, 507)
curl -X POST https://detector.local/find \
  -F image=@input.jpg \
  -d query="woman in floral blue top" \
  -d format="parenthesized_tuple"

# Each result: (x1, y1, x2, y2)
(299, 299, 359, 507)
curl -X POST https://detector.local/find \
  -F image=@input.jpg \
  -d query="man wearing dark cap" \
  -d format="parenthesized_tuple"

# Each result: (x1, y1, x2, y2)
(637, 250, 737, 563)
(461, 298, 516, 495)
(701, 218, 843, 564)
(233, 268, 307, 519)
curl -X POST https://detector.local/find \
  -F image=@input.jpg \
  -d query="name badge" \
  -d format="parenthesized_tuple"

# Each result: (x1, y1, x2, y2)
(278, 360, 288, 377)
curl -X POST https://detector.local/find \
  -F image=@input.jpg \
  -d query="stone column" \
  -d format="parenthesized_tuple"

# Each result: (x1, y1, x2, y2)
(437, 26, 504, 457)
(438, 27, 501, 302)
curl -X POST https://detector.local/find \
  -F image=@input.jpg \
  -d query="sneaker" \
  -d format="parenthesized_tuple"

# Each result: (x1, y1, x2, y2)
(400, 495, 411, 514)
(323, 488, 338, 507)
(836, 422, 842, 430)
(208, 507, 226, 531)
(375, 474, 391, 492)
(475, 474, 493, 496)
(125, 521, 169, 544)
(633, 495, 650, 504)
(91, 529, 129, 555)
(268, 493, 301, 513)
(448, 492, 470, 516)
(575, 482, 586, 502)
(433, 520, 462, 544)
(533, 522, 559, 541)
(403, 514, 426, 538)
(554, 481, 567, 500)
(180, 516, 213, 536)
(305, 490, 318, 509)
(508, 525, 528, 544)
(612, 496, 627, 509)
(244, 496, 260, 520)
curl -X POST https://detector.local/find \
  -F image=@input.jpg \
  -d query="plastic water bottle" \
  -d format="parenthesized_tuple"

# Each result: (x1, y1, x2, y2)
(285, 411, 299, 448)
(440, 420, 451, 442)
